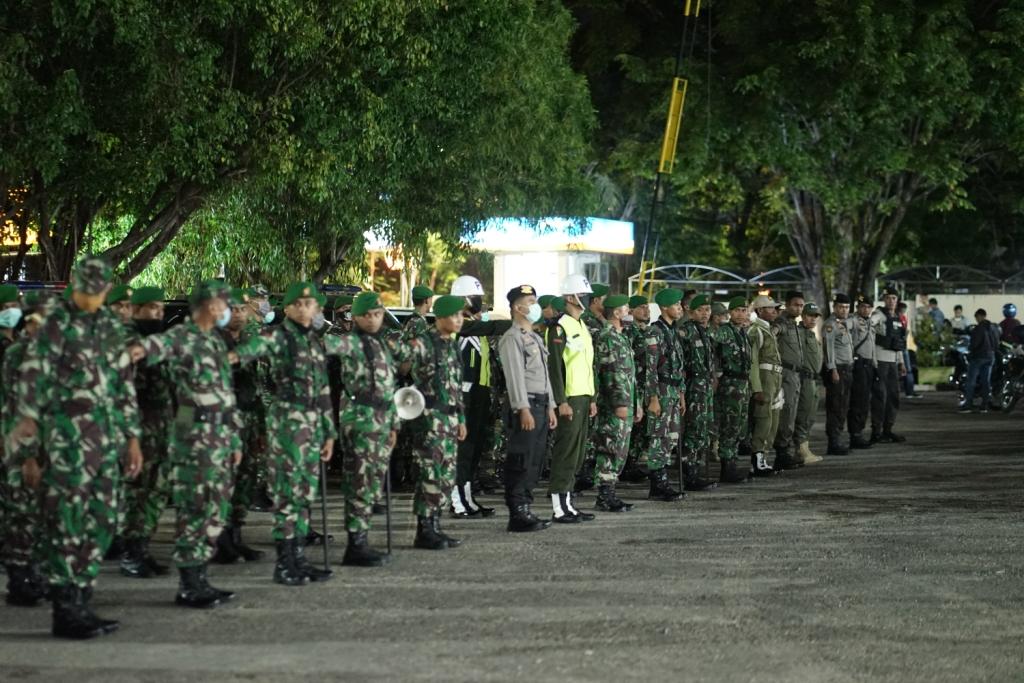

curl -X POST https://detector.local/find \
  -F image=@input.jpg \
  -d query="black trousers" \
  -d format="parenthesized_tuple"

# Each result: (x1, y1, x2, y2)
(825, 364, 853, 439)
(503, 396, 549, 508)
(871, 360, 901, 433)
(848, 359, 875, 437)
(456, 385, 491, 485)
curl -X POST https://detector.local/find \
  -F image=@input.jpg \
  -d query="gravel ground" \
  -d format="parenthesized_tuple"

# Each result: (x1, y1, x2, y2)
(1, 392, 1022, 682)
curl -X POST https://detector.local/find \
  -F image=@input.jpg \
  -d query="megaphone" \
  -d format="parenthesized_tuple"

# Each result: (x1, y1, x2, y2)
(394, 386, 426, 420)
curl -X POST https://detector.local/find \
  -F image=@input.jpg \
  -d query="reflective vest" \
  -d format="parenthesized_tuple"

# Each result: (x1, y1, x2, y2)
(558, 314, 595, 397)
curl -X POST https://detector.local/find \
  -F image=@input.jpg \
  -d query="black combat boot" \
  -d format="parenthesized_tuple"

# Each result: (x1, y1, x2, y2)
(414, 516, 448, 550)
(80, 586, 120, 634)
(231, 526, 264, 562)
(607, 485, 634, 511)
(718, 459, 749, 484)
(750, 452, 775, 478)
(432, 511, 462, 548)
(140, 540, 169, 576)
(272, 540, 310, 586)
(197, 565, 235, 601)
(683, 461, 718, 491)
(849, 433, 873, 449)
(294, 538, 334, 581)
(772, 448, 801, 472)
(250, 486, 274, 512)
(342, 531, 389, 567)
(51, 585, 104, 640)
(826, 439, 850, 456)
(304, 528, 333, 546)
(119, 538, 150, 578)
(5, 563, 46, 607)
(869, 430, 882, 444)
(211, 527, 242, 564)
(506, 504, 551, 532)
(594, 483, 632, 512)
(880, 430, 906, 443)
(176, 565, 224, 607)
(647, 468, 685, 502)
(103, 535, 126, 561)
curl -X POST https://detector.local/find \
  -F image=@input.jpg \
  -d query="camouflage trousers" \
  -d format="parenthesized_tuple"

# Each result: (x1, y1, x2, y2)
(646, 385, 682, 471)
(681, 385, 715, 465)
(267, 406, 328, 541)
(170, 421, 234, 567)
(716, 378, 750, 462)
(625, 414, 647, 470)
(122, 412, 171, 541)
(592, 408, 633, 485)
(38, 416, 121, 589)
(341, 420, 392, 533)
(412, 412, 459, 517)
(229, 411, 265, 526)
(1, 453, 42, 567)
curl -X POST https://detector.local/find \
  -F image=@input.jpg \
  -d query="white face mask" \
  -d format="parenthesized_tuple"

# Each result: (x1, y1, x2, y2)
(523, 303, 542, 324)
(215, 307, 232, 329)
(0, 308, 22, 329)
(263, 310, 275, 324)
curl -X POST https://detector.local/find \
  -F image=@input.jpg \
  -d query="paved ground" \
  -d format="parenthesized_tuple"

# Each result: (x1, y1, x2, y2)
(1, 392, 1023, 682)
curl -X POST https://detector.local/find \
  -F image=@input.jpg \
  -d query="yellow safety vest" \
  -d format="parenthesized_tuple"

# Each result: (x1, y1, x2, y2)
(558, 314, 595, 397)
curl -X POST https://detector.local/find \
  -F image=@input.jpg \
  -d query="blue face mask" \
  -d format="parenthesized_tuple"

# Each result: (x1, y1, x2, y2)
(263, 310, 275, 324)
(0, 308, 21, 329)
(216, 307, 232, 329)
(480, 311, 491, 322)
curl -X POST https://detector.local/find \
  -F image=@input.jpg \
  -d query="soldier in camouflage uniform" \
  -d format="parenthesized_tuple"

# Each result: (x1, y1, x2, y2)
(133, 279, 242, 609)
(13, 257, 143, 638)
(119, 286, 175, 579)
(233, 282, 337, 585)
(591, 295, 641, 512)
(642, 288, 687, 501)
(106, 283, 134, 325)
(407, 295, 468, 550)
(707, 301, 728, 469)
(575, 283, 609, 493)
(713, 296, 753, 484)
(211, 288, 266, 564)
(677, 294, 718, 491)
(334, 292, 398, 566)
(621, 294, 651, 482)
(403, 285, 433, 341)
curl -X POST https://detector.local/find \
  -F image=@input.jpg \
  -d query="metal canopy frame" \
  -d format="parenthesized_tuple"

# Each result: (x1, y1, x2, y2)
(628, 263, 819, 296)
(876, 264, 1007, 295)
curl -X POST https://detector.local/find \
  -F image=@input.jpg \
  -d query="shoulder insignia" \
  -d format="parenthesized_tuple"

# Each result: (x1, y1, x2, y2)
(825, 325, 833, 333)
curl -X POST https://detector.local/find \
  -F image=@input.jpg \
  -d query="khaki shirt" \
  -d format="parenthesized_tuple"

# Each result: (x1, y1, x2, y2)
(499, 324, 555, 411)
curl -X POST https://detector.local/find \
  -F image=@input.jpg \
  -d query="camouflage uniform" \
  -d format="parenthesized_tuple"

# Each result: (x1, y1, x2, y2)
(1, 335, 41, 570)
(576, 311, 604, 488)
(678, 319, 715, 467)
(219, 326, 266, 527)
(18, 299, 141, 588)
(624, 320, 649, 473)
(714, 321, 752, 463)
(234, 319, 337, 542)
(409, 328, 465, 517)
(591, 322, 636, 484)
(643, 319, 686, 471)
(140, 320, 241, 567)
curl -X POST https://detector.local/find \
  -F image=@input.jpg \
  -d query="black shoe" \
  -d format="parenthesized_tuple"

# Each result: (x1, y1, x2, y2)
(718, 460, 749, 484)
(683, 461, 718, 491)
(80, 587, 119, 634)
(5, 564, 46, 607)
(120, 538, 161, 578)
(140, 542, 170, 576)
(342, 531, 389, 567)
(414, 516, 449, 550)
(466, 482, 496, 518)
(507, 504, 551, 532)
(772, 450, 801, 472)
(619, 467, 648, 483)
(304, 528, 333, 547)
(272, 540, 310, 586)
(869, 431, 882, 444)
(826, 440, 850, 456)
(594, 483, 632, 512)
(450, 483, 481, 518)
(103, 536, 126, 562)
(249, 486, 275, 512)
(849, 434, 873, 449)
(432, 513, 462, 548)
(197, 566, 235, 602)
(647, 468, 685, 501)
(211, 527, 242, 565)
(550, 492, 582, 522)
(175, 565, 223, 608)
(750, 452, 775, 478)
(51, 585, 105, 639)
(569, 493, 596, 521)
(294, 539, 334, 582)
(881, 431, 907, 443)
(231, 526, 264, 562)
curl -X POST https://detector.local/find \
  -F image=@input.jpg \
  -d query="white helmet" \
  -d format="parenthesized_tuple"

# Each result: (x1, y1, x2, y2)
(450, 275, 485, 297)
(560, 273, 592, 295)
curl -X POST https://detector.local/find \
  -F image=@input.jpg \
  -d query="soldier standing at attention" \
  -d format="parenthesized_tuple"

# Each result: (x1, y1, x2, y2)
(870, 288, 908, 443)
(793, 303, 824, 465)
(591, 294, 641, 511)
(748, 294, 783, 477)
(132, 280, 241, 609)
(408, 295, 468, 549)
(546, 275, 598, 523)
(14, 256, 143, 638)
(334, 292, 399, 566)
(232, 282, 336, 586)
(499, 285, 557, 532)
(713, 296, 753, 484)
(403, 285, 433, 341)
(822, 294, 854, 455)
(677, 294, 718, 491)
(642, 288, 687, 501)
(622, 294, 651, 481)
(106, 284, 134, 326)
(772, 291, 805, 470)
(848, 294, 877, 450)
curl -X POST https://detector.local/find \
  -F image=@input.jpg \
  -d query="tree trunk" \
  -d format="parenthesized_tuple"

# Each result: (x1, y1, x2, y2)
(784, 189, 828, 310)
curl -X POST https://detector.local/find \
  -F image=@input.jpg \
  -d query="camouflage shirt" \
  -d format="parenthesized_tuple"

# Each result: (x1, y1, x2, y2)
(714, 321, 751, 380)
(409, 327, 466, 425)
(332, 329, 401, 433)
(677, 319, 715, 391)
(402, 312, 430, 342)
(594, 322, 636, 410)
(643, 317, 686, 401)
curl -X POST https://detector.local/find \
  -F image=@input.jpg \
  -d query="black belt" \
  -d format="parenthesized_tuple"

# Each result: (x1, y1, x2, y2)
(782, 361, 800, 373)
(183, 406, 231, 425)
(722, 371, 748, 380)
(528, 393, 549, 406)
(425, 397, 459, 416)
(799, 370, 820, 380)
(352, 393, 388, 411)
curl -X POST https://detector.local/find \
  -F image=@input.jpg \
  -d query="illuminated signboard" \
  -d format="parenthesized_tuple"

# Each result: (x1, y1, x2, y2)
(464, 217, 634, 255)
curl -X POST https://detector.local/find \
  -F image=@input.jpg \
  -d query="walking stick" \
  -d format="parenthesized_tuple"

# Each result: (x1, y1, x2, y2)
(385, 465, 392, 556)
(319, 459, 330, 572)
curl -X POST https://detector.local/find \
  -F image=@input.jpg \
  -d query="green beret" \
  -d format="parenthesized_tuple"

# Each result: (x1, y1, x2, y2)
(412, 285, 434, 301)
(189, 279, 230, 307)
(130, 286, 164, 306)
(728, 296, 747, 311)
(433, 294, 465, 318)
(229, 287, 252, 307)
(107, 284, 133, 304)
(654, 288, 683, 307)
(803, 302, 822, 316)
(351, 291, 382, 316)
(551, 297, 567, 313)
(538, 295, 555, 308)
(711, 302, 728, 316)
(590, 283, 610, 297)
(334, 294, 354, 309)
(283, 281, 319, 307)
(22, 291, 43, 309)
(688, 294, 710, 309)
(72, 255, 113, 295)
(604, 294, 629, 309)
(0, 285, 19, 305)
(628, 295, 648, 308)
